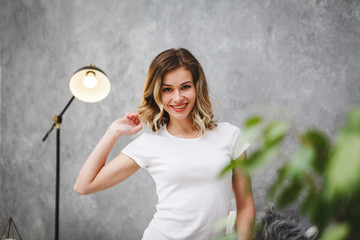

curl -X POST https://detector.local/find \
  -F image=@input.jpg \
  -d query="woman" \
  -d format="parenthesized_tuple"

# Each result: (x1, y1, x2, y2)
(74, 48, 255, 240)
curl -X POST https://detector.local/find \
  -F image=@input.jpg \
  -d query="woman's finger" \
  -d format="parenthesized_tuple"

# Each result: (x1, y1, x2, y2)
(134, 122, 143, 132)
(130, 112, 139, 121)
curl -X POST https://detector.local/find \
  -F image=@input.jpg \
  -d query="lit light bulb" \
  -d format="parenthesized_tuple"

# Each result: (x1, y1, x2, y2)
(83, 71, 98, 88)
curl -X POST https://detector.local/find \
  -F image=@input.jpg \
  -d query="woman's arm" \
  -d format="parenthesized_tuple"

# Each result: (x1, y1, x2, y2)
(232, 151, 255, 240)
(74, 113, 143, 195)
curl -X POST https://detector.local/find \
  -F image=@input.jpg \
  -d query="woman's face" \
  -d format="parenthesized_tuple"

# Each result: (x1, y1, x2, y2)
(160, 66, 196, 122)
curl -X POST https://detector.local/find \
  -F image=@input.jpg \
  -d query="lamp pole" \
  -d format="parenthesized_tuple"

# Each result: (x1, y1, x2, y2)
(42, 65, 110, 240)
(42, 96, 75, 240)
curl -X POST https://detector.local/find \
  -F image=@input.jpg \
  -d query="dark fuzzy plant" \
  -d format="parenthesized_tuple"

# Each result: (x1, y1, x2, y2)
(253, 208, 317, 240)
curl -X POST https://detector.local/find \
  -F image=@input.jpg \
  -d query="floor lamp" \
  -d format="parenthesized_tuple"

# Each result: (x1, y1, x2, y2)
(42, 65, 111, 240)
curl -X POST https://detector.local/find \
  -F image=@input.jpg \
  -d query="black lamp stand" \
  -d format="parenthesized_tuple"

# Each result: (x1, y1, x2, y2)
(0, 217, 23, 240)
(42, 96, 75, 240)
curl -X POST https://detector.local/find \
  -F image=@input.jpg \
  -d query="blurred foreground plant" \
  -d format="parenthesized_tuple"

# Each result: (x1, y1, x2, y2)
(222, 108, 360, 240)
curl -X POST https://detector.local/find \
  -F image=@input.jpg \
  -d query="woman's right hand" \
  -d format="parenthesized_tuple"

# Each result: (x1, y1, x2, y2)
(108, 112, 143, 136)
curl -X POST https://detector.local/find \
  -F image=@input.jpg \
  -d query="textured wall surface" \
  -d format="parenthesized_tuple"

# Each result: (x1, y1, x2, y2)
(1, 0, 360, 239)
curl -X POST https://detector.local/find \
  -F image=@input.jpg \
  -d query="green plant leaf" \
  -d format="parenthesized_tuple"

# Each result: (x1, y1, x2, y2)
(220, 146, 279, 177)
(301, 189, 332, 231)
(276, 178, 303, 209)
(219, 160, 242, 177)
(300, 186, 317, 216)
(287, 145, 314, 179)
(245, 146, 278, 171)
(320, 223, 349, 240)
(325, 135, 360, 199)
(216, 232, 238, 240)
(245, 116, 263, 128)
(243, 116, 264, 144)
(344, 108, 360, 133)
(268, 165, 288, 199)
(243, 127, 260, 144)
(301, 130, 330, 174)
(263, 121, 289, 147)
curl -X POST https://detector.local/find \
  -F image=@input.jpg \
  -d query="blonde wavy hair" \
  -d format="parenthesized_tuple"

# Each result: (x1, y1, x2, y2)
(137, 48, 217, 135)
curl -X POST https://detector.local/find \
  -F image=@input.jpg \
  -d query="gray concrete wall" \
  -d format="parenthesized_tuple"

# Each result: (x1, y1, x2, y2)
(0, 42, 2, 162)
(1, 0, 359, 239)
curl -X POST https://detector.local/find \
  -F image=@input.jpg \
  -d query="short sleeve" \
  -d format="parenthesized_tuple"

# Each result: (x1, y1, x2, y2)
(231, 127, 250, 160)
(121, 134, 149, 168)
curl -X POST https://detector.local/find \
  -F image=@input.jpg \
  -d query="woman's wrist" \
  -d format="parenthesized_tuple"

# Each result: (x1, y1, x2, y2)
(105, 125, 123, 139)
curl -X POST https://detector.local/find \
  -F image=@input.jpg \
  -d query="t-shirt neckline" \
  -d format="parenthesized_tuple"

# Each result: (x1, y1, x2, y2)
(162, 125, 203, 141)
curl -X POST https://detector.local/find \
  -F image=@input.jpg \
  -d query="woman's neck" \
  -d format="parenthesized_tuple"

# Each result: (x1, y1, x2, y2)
(166, 117, 199, 139)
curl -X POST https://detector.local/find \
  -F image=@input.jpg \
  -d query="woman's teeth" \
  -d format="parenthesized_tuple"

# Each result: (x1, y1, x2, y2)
(173, 104, 187, 109)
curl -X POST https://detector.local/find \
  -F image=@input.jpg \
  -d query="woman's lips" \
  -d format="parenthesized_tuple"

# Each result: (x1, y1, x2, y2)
(170, 103, 188, 112)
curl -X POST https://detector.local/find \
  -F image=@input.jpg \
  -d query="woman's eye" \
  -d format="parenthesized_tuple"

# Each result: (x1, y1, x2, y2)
(182, 85, 191, 90)
(162, 88, 172, 92)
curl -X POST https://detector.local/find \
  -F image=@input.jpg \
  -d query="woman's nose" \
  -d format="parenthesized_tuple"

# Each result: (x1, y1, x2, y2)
(173, 90, 184, 102)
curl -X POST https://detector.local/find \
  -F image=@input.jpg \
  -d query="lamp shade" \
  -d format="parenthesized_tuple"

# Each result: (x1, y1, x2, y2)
(69, 65, 110, 103)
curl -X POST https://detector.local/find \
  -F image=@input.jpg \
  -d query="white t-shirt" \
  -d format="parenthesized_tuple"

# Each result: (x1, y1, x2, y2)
(121, 122, 249, 240)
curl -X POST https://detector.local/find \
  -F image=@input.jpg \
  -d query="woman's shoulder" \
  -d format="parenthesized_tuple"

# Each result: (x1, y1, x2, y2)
(214, 122, 249, 156)
(206, 122, 242, 140)
(133, 126, 170, 143)
(123, 130, 164, 152)
(216, 122, 241, 132)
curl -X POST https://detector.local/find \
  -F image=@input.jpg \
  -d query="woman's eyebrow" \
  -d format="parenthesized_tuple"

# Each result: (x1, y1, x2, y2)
(161, 81, 192, 87)
(180, 81, 192, 85)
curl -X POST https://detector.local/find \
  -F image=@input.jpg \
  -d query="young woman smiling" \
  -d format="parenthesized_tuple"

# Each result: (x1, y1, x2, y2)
(74, 48, 255, 240)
